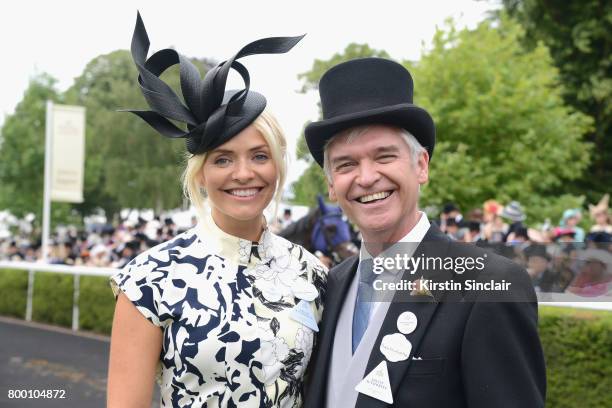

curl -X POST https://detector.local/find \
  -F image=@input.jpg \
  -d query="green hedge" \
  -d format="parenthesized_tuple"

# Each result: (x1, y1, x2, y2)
(0, 269, 28, 318)
(0, 269, 610, 406)
(539, 306, 612, 408)
(0, 268, 116, 333)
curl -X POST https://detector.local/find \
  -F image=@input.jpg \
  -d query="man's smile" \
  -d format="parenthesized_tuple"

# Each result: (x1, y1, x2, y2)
(355, 190, 394, 204)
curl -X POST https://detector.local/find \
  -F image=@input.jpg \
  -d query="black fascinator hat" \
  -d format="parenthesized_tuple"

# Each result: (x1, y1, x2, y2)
(123, 12, 304, 154)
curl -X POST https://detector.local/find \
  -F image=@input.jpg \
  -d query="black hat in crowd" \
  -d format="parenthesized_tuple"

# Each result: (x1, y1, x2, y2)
(443, 203, 460, 214)
(524, 244, 550, 261)
(305, 57, 435, 167)
(123, 12, 304, 155)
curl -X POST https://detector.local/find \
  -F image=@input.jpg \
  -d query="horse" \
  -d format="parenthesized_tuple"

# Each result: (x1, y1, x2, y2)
(279, 195, 359, 267)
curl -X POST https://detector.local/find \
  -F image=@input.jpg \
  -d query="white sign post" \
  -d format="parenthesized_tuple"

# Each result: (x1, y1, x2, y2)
(42, 102, 86, 262)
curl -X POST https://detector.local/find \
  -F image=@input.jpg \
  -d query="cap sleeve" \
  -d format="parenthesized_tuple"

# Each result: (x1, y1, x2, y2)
(109, 254, 168, 327)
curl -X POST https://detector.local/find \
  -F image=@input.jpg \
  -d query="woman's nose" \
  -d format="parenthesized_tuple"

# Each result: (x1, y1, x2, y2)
(232, 158, 255, 182)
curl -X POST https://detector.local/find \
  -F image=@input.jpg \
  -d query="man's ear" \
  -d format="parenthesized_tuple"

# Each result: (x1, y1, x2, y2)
(417, 151, 430, 185)
(327, 180, 337, 202)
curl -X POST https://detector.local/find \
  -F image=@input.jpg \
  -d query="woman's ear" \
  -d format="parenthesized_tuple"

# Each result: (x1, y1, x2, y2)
(198, 168, 206, 188)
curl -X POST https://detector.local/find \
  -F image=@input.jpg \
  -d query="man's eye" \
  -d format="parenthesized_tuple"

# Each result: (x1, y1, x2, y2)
(377, 155, 396, 162)
(336, 162, 355, 171)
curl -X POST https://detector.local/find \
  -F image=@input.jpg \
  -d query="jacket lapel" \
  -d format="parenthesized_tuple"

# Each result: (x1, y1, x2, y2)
(306, 255, 358, 408)
(356, 225, 452, 407)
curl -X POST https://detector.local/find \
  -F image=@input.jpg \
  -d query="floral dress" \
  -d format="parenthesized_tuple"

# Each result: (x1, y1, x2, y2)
(110, 215, 327, 408)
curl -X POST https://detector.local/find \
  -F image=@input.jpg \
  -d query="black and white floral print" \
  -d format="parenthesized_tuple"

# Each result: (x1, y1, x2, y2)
(110, 214, 327, 408)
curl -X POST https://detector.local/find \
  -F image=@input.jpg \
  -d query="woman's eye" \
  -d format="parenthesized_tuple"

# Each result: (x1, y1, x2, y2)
(214, 157, 231, 166)
(254, 153, 269, 162)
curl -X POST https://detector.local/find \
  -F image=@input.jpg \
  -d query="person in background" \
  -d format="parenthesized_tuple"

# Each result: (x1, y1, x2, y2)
(88, 244, 111, 267)
(438, 202, 462, 234)
(588, 194, 612, 234)
(524, 244, 553, 292)
(444, 217, 460, 240)
(482, 199, 507, 243)
(281, 208, 293, 229)
(559, 208, 585, 243)
(6, 241, 24, 261)
(567, 248, 612, 297)
(501, 200, 526, 242)
(467, 220, 484, 243)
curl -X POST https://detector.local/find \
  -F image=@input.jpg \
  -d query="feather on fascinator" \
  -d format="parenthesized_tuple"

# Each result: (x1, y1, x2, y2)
(123, 12, 304, 154)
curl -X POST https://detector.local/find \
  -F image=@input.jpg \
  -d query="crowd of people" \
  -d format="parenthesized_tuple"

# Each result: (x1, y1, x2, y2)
(0, 207, 298, 268)
(435, 195, 612, 295)
(0, 215, 195, 268)
(1, 195, 610, 295)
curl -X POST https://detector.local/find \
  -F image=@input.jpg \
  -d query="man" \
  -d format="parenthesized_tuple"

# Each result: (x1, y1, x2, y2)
(303, 58, 545, 407)
(439, 202, 463, 235)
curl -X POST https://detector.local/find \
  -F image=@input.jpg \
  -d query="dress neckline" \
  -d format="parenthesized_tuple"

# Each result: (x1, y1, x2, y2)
(196, 212, 273, 265)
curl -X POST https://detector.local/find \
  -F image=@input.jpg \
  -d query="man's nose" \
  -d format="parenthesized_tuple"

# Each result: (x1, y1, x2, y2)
(356, 160, 381, 187)
(232, 158, 255, 182)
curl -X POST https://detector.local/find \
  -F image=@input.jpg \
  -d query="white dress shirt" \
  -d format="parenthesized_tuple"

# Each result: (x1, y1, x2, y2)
(358, 211, 431, 320)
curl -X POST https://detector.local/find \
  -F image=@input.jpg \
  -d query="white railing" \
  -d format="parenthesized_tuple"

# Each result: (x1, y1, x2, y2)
(0, 261, 117, 331)
(0, 261, 610, 333)
(537, 292, 612, 311)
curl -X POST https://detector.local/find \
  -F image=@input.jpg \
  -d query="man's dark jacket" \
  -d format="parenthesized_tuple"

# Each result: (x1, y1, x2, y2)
(304, 224, 546, 408)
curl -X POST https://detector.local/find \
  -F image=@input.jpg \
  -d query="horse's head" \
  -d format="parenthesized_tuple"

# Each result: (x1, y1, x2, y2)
(311, 195, 358, 263)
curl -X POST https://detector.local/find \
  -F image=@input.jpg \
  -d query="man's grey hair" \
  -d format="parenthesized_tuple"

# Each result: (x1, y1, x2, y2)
(322, 126, 427, 181)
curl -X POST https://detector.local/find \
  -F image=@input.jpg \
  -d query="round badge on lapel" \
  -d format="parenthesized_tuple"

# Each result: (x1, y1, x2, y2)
(380, 333, 412, 362)
(397, 311, 418, 334)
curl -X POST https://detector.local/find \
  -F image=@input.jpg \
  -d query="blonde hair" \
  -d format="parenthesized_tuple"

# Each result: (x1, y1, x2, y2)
(182, 109, 287, 219)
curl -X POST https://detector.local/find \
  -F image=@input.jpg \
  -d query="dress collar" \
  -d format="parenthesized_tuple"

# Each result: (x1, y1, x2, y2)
(196, 212, 272, 266)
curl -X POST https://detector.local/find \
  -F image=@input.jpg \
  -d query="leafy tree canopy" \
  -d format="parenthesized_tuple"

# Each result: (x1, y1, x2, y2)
(0, 50, 216, 228)
(0, 74, 77, 226)
(500, 0, 612, 203)
(292, 18, 592, 222)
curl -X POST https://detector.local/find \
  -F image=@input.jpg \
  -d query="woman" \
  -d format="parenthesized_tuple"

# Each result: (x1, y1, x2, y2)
(108, 13, 327, 408)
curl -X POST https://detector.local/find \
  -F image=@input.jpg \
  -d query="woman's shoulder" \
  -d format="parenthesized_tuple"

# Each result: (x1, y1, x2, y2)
(122, 227, 205, 272)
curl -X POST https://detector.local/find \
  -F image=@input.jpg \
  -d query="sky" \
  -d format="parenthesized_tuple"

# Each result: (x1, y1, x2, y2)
(0, 0, 495, 185)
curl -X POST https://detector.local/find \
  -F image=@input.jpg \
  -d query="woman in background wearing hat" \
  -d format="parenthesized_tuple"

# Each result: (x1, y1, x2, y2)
(559, 208, 585, 242)
(107, 14, 327, 408)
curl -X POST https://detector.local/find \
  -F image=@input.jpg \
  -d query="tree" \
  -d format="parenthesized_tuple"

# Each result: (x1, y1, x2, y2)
(64, 50, 215, 216)
(0, 74, 77, 227)
(500, 0, 612, 203)
(291, 44, 390, 205)
(412, 17, 592, 221)
(292, 18, 592, 222)
(0, 50, 216, 229)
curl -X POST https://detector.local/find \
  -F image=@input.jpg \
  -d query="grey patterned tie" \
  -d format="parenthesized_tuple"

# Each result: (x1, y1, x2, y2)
(352, 258, 376, 354)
